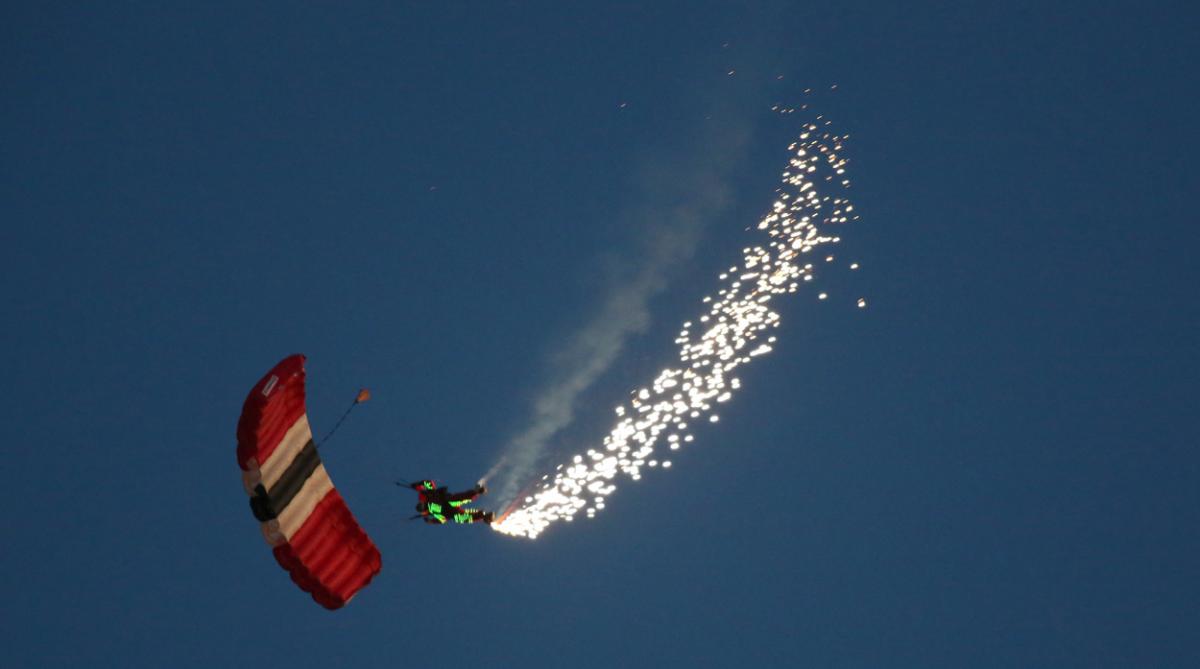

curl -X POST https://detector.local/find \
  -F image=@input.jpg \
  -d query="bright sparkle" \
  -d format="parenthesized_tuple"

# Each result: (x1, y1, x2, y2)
(493, 122, 860, 539)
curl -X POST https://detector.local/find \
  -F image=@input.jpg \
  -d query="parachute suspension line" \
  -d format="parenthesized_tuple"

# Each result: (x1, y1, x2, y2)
(318, 388, 371, 447)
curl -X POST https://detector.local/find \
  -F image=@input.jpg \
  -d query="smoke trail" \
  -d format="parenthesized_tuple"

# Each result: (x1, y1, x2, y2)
(489, 122, 752, 505)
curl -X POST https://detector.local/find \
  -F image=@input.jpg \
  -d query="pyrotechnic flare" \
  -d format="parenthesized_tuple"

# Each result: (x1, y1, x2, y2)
(494, 123, 860, 539)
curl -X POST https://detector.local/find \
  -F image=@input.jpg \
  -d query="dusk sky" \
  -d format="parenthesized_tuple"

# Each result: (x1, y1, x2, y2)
(3, 2, 1197, 666)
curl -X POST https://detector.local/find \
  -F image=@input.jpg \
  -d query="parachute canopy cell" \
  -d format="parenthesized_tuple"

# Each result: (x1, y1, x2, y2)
(236, 354, 382, 610)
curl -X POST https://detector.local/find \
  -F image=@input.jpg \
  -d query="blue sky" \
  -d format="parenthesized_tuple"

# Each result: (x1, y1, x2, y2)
(3, 2, 1197, 666)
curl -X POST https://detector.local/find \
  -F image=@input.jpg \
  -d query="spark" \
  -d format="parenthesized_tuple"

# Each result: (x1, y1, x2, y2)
(494, 121, 861, 539)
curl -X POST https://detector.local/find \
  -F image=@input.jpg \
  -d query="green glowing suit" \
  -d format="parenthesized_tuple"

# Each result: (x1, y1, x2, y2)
(410, 480, 494, 524)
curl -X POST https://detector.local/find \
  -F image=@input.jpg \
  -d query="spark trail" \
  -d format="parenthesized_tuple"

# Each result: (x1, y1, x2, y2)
(493, 122, 861, 539)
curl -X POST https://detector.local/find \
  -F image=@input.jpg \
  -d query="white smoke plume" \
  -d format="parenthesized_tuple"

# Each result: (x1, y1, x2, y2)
(487, 122, 752, 505)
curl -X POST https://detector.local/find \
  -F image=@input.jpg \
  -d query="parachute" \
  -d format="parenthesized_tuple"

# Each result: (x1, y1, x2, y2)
(236, 354, 382, 609)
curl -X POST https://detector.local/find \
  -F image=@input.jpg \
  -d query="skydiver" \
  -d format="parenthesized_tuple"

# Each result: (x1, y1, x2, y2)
(403, 479, 494, 525)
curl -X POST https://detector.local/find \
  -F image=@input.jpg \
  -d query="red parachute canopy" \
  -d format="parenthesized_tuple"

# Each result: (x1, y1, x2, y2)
(236, 354, 381, 610)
